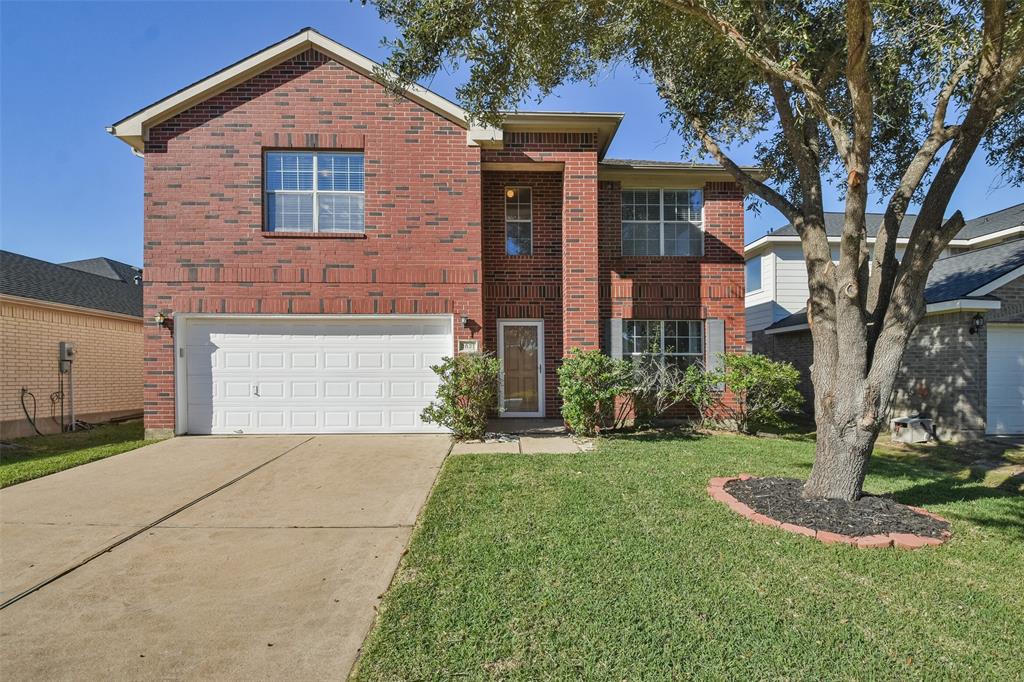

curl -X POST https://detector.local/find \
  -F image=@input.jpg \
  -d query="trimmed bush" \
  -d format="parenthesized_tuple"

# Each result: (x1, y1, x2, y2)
(712, 353, 803, 434)
(421, 353, 501, 441)
(557, 349, 631, 436)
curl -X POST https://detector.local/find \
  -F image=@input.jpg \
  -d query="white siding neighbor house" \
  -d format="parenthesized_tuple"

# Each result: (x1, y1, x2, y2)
(744, 204, 1024, 340)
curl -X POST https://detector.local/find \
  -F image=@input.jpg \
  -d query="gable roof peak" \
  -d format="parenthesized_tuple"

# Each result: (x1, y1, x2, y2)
(108, 27, 474, 153)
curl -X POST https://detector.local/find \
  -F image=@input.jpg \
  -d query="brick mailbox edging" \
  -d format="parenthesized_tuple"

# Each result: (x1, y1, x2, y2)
(707, 476, 952, 549)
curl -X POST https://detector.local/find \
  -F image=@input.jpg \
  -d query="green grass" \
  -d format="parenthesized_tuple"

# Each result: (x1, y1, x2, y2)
(354, 432, 1024, 681)
(0, 421, 153, 487)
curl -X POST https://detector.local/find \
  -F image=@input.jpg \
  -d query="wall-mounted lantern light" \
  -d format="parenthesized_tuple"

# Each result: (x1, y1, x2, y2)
(154, 312, 166, 325)
(461, 313, 470, 328)
(969, 313, 985, 335)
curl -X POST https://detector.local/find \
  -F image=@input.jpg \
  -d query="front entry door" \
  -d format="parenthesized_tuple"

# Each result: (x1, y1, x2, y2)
(498, 320, 544, 417)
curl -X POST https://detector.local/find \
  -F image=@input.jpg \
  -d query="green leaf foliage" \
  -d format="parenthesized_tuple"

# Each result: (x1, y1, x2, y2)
(681, 361, 719, 429)
(420, 352, 501, 441)
(556, 348, 631, 436)
(711, 353, 804, 434)
(370, 1, 1021, 200)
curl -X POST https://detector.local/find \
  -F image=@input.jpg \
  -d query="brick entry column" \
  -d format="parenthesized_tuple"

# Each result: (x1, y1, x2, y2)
(561, 153, 600, 351)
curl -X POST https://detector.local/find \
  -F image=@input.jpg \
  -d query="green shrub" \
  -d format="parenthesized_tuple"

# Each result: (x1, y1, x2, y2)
(557, 349, 631, 436)
(421, 353, 501, 441)
(711, 353, 803, 434)
(681, 361, 719, 429)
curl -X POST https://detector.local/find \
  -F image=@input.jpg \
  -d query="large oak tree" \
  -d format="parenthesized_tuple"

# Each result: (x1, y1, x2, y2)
(370, 0, 1024, 500)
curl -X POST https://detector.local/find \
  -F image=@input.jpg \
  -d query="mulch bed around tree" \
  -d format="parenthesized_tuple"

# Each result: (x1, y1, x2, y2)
(725, 477, 950, 539)
(706, 475, 952, 549)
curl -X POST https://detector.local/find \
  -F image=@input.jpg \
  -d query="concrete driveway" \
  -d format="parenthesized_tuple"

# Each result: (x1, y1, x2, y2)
(0, 434, 449, 680)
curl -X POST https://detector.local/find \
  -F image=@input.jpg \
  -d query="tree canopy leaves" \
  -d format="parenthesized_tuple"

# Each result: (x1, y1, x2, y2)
(373, 1, 1021, 202)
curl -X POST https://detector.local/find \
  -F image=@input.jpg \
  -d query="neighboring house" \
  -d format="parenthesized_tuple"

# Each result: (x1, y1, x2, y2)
(753, 238, 1024, 439)
(744, 203, 1024, 340)
(107, 28, 746, 439)
(0, 252, 143, 438)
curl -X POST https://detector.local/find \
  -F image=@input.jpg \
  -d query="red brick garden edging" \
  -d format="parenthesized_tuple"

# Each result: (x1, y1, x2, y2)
(707, 476, 952, 549)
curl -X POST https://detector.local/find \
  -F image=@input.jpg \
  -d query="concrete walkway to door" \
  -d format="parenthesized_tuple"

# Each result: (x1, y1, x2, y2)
(0, 434, 449, 680)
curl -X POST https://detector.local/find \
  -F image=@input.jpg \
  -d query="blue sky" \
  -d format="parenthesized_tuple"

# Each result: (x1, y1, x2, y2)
(2, 1, 1021, 268)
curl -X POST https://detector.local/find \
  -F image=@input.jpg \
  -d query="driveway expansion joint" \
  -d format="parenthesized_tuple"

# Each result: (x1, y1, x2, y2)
(0, 436, 314, 611)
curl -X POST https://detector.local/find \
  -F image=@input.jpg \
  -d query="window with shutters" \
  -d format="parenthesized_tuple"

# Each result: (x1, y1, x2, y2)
(622, 320, 703, 368)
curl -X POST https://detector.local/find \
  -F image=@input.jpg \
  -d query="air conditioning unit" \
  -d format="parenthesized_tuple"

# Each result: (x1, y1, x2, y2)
(890, 416, 936, 444)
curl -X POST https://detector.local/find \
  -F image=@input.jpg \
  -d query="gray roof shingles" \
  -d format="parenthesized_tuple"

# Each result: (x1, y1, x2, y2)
(956, 203, 1024, 240)
(0, 251, 143, 317)
(757, 202, 1023, 242)
(61, 257, 142, 284)
(601, 158, 729, 170)
(764, 212, 919, 239)
(765, 237, 1024, 332)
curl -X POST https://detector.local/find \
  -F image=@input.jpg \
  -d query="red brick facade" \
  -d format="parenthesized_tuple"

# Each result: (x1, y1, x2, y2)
(598, 181, 745, 344)
(140, 47, 746, 431)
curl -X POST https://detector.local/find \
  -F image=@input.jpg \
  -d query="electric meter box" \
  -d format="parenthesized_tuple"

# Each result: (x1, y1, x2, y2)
(59, 342, 76, 373)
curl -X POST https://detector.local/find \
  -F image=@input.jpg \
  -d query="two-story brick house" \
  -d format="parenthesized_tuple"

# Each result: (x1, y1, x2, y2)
(109, 28, 746, 438)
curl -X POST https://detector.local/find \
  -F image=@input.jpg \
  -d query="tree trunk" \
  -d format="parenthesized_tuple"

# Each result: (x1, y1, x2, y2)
(803, 412, 878, 500)
(802, 297, 899, 502)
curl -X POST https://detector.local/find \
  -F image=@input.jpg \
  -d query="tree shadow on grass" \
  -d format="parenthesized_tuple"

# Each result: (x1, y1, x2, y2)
(599, 427, 711, 445)
(867, 451, 1024, 538)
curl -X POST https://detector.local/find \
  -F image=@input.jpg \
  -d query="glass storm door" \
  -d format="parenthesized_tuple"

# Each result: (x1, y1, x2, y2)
(498, 320, 544, 417)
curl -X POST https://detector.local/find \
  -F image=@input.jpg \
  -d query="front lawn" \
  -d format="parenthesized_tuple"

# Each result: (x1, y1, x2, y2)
(0, 421, 152, 487)
(355, 432, 1023, 680)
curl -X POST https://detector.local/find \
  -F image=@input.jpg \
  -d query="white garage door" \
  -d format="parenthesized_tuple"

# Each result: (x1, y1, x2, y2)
(986, 324, 1024, 435)
(180, 316, 452, 434)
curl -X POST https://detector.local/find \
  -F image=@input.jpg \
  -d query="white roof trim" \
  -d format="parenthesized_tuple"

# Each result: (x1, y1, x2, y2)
(109, 28, 482, 153)
(745, 224, 1024, 258)
(764, 298, 1003, 334)
(955, 225, 1024, 248)
(763, 322, 809, 335)
(967, 263, 1024, 297)
(925, 298, 1002, 314)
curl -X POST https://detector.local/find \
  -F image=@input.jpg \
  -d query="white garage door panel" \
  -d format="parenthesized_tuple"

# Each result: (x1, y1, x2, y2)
(986, 325, 1024, 435)
(181, 317, 452, 434)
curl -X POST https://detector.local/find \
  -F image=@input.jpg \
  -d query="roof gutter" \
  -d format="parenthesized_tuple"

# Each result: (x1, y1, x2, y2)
(745, 224, 1024, 258)
(763, 298, 1003, 335)
(0, 293, 143, 322)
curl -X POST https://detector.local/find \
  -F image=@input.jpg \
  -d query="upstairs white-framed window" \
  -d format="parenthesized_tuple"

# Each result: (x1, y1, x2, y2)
(264, 151, 364, 233)
(505, 186, 533, 255)
(621, 189, 703, 256)
(623, 320, 704, 369)
(746, 256, 763, 294)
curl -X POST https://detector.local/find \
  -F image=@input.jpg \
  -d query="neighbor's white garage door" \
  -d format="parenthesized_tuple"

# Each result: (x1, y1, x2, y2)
(986, 324, 1024, 435)
(181, 316, 451, 434)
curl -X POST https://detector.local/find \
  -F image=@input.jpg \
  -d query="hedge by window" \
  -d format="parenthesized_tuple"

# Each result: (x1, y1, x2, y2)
(505, 187, 532, 255)
(265, 151, 364, 233)
(623, 320, 703, 367)
(621, 189, 703, 256)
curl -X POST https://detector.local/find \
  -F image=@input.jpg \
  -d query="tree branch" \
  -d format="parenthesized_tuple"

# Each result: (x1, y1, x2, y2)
(657, 0, 854, 162)
(689, 116, 800, 222)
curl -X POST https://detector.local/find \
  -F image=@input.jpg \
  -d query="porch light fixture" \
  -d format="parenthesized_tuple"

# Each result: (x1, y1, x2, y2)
(505, 188, 516, 199)
(969, 313, 985, 335)
(461, 313, 470, 328)
(154, 312, 166, 325)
